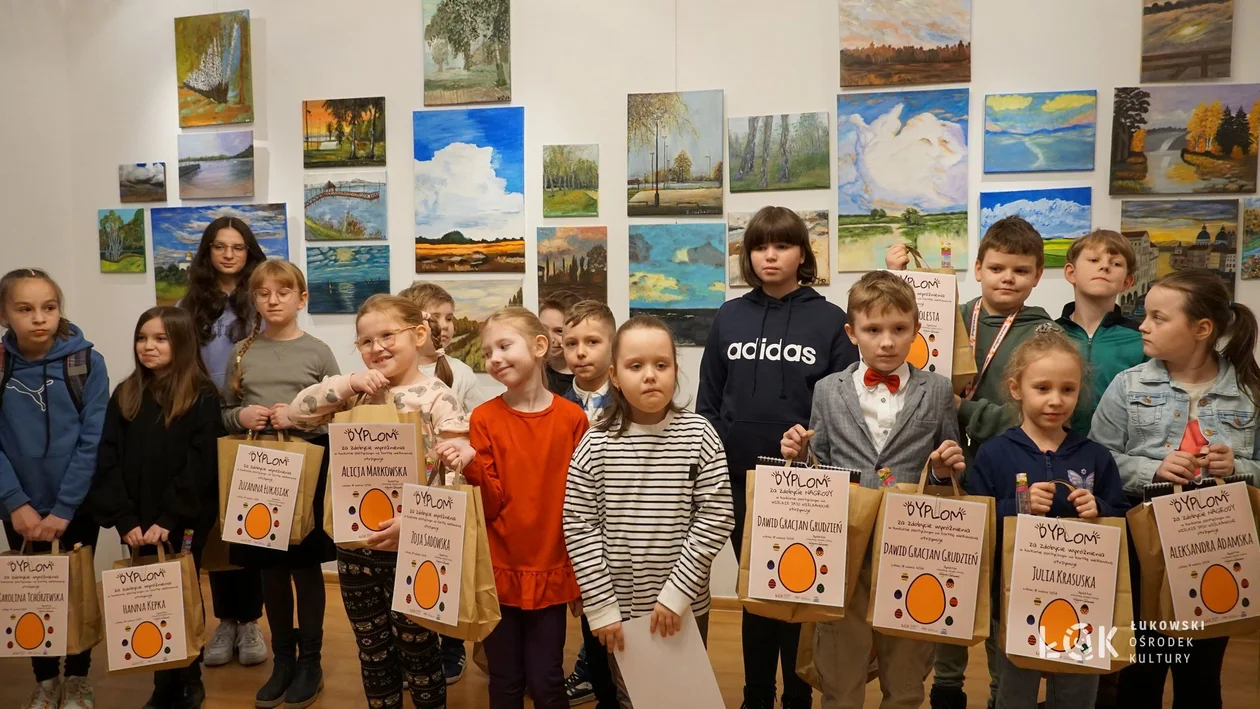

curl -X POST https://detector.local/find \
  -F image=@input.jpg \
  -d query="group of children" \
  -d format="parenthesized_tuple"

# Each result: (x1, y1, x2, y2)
(1, 203, 1256, 709)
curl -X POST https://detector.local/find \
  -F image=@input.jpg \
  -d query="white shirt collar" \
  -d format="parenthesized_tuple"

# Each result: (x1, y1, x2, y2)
(573, 379, 611, 402)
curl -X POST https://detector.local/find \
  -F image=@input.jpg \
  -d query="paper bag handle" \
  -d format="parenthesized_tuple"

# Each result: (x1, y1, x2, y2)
(127, 541, 174, 562)
(246, 429, 291, 443)
(1172, 475, 1226, 494)
(784, 440, 821, 469)
(916, 460, 962, 496)
(17, 539, 61, 555)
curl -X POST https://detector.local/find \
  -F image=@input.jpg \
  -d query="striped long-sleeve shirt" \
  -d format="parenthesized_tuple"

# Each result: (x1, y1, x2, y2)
(563, 410, 735, 630)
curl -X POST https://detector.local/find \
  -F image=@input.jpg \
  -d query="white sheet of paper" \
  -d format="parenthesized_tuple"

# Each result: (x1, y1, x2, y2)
(615, 610, 723, 709)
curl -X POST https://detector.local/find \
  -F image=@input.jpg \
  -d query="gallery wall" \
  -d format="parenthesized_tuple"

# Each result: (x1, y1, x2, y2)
(3, 0, 1260, 591)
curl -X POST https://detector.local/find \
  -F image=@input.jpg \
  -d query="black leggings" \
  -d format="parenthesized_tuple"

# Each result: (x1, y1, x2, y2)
(209, 567, 264, 623)
(261, 565, 325, 640)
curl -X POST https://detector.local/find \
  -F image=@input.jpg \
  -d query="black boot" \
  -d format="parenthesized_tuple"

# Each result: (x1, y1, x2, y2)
(143, 669, 180, 709)
(255, 634, 297, 708)
(173, 661, 206, 709)
(781, 695, 813, 709)
(930, 685, 968, 709)
(285, 629, 323, 709)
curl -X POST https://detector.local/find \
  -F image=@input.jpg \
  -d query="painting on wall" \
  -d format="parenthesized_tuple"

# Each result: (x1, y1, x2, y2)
(304, 171, 388, 241)
(427, 278, 524, 372)
(98, 208, 146, 274)
(979, 188, 1092, 269)
(727, 211, 830, 287)
(151, 204, 288, 307)
(542, 145, 599, 217)
(306, 246, 391, 314)
(836, 89, 969, 271)
(118, 163, 167, 203)
(174, 10, 253, 127)
(537, 226, 608, 305)
(302, 98, 386, 168)
(414, 106, 525, 272)
(1243, 198, 1260, 279)
(627, 90, 724, 216)
(1141, 0, 1233, 82)
(177, 130, 254, 199)
(422, 0, 511, 106)
(983, 91, 1097, 173)
(839, 0, 971, 87)
(629, 224, 725, 346)
(1119, 199, 1239, 316)
(728, 113, 830, 192)
(1110, 84, 1260, 196)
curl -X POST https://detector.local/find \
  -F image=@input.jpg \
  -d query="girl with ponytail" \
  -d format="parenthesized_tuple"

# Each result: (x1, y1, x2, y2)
(399, 282, 488, 416)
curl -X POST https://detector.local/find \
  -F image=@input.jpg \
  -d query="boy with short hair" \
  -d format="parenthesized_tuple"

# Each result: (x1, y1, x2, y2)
(781, 270, 966, 709)
(539, 290, 582, 395)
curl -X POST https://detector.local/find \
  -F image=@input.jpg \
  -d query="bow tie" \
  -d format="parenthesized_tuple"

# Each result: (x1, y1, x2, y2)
(863, 368, 901, 394)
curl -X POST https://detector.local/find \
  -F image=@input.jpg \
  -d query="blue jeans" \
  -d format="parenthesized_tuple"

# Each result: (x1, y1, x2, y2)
(995, 653, 1098, 709)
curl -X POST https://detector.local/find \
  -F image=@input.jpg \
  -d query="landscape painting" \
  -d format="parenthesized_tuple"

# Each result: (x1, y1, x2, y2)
(836, 89, 969, 271)
(118, 162, 167, 203)
(1141, 0, 1233, 82)
(304, 171, 387, 241)
(839, 0, 971, 87)
(1244, 198, 1260, 279)
(174, 10, 252, 127)
(629, 224, 725, 346)
(306, 246, 391, 314)
(151, 204, 288, 307)
(98, 208, 146, 274)
(1110, 84, 1260, 195)
(542, 144, 599, 217)
(414, 107, 525, 273)
(983, 91, 1097, 173)
(538, 227, 607, 304)
(627, 90, 724, 216)
(302, 98, 386, 168)
(177, 130, 254, 199)
(979, 188, 1092, 269)
(1120, 199, 1239, 315)
(436, 278, 524, 372)
(422, 0, 511, 106)
(728, 112, 830, 192)
(727, 211, 830, 287)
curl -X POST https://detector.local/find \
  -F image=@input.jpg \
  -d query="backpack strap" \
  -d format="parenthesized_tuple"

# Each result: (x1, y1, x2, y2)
(64, 347, 91, 415)
(0, 342, 7, 413)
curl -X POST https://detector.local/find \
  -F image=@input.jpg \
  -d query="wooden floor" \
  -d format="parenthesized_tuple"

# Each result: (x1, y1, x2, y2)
(1, 578, 1256, 707)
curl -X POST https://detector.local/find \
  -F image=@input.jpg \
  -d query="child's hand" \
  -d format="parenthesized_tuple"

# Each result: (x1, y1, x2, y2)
(1069, 488, 1098, 519)
(350, 370, 390, 396)
(930, 440, 965, 479)
(780, 425, 813, 461)
(435, 439, 475, 470)
(885, 243, 911, 270)
(238, 405, 272, 432)
(1201, 443, 1235, 477)
(1156, 450, 1199, 484)
(122, 527, 145, 548)
(9, 504, 41, 540)
(269, 403, 294, 430)
(1029, 482, 1055, 515)
(954, 394, 962, 409)
(569, 598, 583, 618)
(593, 621, 624, 653)
(366, 517, 400, 551)
(33, 514, 70, 542)
(142, 524, 169, 545)
(649, 603, 682, 638)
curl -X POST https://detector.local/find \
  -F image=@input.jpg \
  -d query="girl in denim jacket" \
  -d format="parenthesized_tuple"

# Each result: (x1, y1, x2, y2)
(1092, 269, 1260, 709)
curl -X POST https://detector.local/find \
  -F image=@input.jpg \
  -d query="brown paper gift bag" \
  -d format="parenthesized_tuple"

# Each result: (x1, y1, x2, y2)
(1126, 479, 1260, 640)
(2, 540, 102, 655)
(109, 545, 205, 675)
(908, 248, 978, 394)
(865, 462, 996, 647)
(218, 431, 325, 545)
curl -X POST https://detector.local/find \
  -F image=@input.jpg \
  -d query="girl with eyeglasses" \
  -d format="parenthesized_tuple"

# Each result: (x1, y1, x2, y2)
(221, 260, 340, 708)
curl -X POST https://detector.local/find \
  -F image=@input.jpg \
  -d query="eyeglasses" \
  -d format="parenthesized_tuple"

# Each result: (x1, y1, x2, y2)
(211, 243, 247, 255)
(354, 327, 418, 352)
(252, 288, 297, 303)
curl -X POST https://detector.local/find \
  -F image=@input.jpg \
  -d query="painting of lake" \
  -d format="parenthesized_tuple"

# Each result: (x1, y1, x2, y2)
(983, 91, 1097, 173)
(304, 171, 387, 241)
(177, 129, 254, 199)
(306, 246, 391, 314)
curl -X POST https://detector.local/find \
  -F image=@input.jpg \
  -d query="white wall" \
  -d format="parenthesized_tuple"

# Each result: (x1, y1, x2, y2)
(3, 0, 1260, 592)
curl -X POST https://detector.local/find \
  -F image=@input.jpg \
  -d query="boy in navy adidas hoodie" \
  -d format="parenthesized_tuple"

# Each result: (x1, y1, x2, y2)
(698, 207, 857, 709)
(0, 269, 109, 709)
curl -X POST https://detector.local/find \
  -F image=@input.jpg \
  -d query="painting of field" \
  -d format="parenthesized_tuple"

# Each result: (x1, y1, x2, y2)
(542, 145, 598, 217)
(174, 10, 252, 127)
(99, 208, 146, 273)
(836, 89, 969, 270)
(1111, 84, 1259, 196)
(306, 246, 391, 314)
(1244, 198, 1260, 280)
(178, 130, 253, 199)
(629, 224, 725, 346)
(1120, 198, 1239, 314)
(538, 226, 607, 304)
(627, 90, 724, 216)
(979, 188, 1092, 269)
(151, 204, 288, 306)
(839, 0, 970, 87)
(414, 106, 525, 272)
(304, 171, 387, 241)
(983, 92, 1096, 173)
(727, 211, 830, 287)
(302, 98, 386, 168)
(424, 278, 523, 372)
(119, 163, 166, 203)
(1141, 0, 1233, 82)
(422, 0, 510, 106)
(728, 113, 829, 192)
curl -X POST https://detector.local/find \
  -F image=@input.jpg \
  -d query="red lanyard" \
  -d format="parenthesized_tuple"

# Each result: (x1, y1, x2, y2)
(962, 301, 1019, 400)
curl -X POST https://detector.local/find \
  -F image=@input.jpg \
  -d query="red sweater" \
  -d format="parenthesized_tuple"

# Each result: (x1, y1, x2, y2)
(463, 394, 589, 609)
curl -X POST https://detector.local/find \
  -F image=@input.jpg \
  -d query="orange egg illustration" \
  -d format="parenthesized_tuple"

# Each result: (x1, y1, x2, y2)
(14, 612, 45, 650)
(244, 503, 272, 540)
(906, 574, 946, 625)
(778, 543, 817, 594)
(359, 488, 395, 532)
(414, 560, 441, 610)
(907, 332, 930, 370)
(1201, 564, 1239, 614)
(131, 621, 163, 659)
(1039, 599, 1080, 652)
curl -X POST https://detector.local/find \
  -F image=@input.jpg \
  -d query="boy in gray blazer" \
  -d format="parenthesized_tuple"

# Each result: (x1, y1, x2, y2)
(782, 271, 965, 709)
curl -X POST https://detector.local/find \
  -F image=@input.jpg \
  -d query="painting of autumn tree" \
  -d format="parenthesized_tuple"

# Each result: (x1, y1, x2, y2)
(839, 0, 971, 87)
(422, 0, 510, 106)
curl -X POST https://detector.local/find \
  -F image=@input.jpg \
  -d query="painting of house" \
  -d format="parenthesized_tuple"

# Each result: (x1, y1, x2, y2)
(542, 145, 598, 217)
(1242, 198, 1260, 279)
(537, 227, 607, 304)
(98, 208, 146, 273)
(306, 246, 391, 314)
(118, 163, 167, 203)
(174, 10, 252, 127)
(727, 211, 830, 287)
(627, 90, 724, 216)
(983, 91, 1096, 173)
(150, 204, 288, 306)
(979, 188, 1092, 268)
(422, 0, 511, 106)
(304, 171, 387, 241)
(629, 224, 725, 346)
(302, 98, 386, 168)
(728, 113, 829, 192)
(1141, 0, 1233, 82)
(839, 0, 971, 87)
(177, 130, 254, 199)
(1120, 198, 1239, 315)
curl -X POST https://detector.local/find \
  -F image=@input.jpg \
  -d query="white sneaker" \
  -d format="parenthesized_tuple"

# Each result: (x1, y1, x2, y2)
(23, 678, 61, 709)
(59, 676, 94, 709)
(236, 620, 268, 666)
(204, 619, 239, 666)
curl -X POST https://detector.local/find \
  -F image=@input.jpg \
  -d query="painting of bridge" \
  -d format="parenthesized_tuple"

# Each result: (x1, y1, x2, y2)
(304, 171, 387, 241)
(174, 10, 253, 127)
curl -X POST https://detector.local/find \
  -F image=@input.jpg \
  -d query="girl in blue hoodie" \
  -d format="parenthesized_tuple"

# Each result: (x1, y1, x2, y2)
(966, 329, 1128, 709)
(698, 206, 857, 709)
(0, 269, 109, 709)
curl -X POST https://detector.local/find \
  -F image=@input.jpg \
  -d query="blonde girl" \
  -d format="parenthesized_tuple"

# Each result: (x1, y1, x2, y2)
(398, 282, 488, 415)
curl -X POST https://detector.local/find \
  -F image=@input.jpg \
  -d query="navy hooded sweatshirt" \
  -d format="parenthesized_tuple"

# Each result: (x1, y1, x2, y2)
(0, 326, 109, 521)
(697, 287, 857, 488)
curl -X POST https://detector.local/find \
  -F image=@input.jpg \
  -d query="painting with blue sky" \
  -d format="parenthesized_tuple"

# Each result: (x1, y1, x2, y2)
(983, 91, 1096, 173)
(306, 246, 391, 314)
(627, 89, 724, 216)
(629, 224, 725, 345)
(979, 187, 1092, 268)
(151, 203, 288, 306)
(304, 170, 387, 241)
(413, 106, 525, 272)
(177, 129, 254, 199)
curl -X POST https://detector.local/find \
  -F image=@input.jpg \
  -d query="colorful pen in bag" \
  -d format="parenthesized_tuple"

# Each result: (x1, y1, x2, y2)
(1015, 473, 1031, 514)
(181, 529, 194, 553)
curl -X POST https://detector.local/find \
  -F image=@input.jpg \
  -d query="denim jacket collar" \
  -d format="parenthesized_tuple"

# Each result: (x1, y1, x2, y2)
(1134, 358, 1240, 398)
